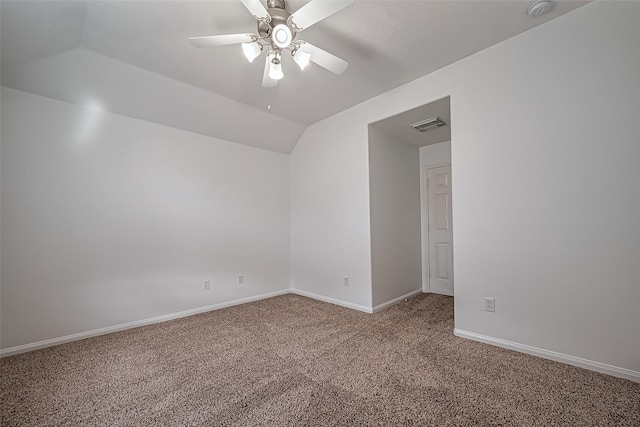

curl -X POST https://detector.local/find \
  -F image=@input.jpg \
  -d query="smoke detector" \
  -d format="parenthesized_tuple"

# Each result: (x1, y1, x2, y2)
(528, 0, 553, 17)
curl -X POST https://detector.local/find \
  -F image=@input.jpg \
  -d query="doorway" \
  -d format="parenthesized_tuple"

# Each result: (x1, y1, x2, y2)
(368, 96, 453, 298)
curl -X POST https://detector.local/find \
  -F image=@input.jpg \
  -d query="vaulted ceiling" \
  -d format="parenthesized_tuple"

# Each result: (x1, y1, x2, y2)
(1, 0, 588, 153)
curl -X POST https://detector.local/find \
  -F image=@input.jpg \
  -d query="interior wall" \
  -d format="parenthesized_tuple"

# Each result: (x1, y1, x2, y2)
(1, 87, 291, 350)
(368, 127, 422, 307)
(289, 2, 640, 377)
(420, 141, 452, 168)
(419, 141, 452, 292)
(289, 114, 373, 310)
(450, 2, 640, 376)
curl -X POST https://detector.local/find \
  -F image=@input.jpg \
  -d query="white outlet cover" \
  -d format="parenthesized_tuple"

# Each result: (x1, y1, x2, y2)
(484, 297, 495, 312)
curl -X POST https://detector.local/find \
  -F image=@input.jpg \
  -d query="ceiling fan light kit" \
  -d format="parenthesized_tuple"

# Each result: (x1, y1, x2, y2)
(262, 53, 278, 88)
(268, 52, 284, 80)
(189, 0, 354, 87)
(242, 42, 262, 63)
(293, 48, 311, 71)
(272, 24, 292, 48)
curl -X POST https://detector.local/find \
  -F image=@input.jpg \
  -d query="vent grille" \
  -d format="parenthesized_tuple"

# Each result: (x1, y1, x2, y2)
(410, 117, 446, 133)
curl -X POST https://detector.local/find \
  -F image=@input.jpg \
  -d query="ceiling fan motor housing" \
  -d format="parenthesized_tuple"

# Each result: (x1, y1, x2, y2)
(260, 0, 297, 49)
(267, 0, 285, 9)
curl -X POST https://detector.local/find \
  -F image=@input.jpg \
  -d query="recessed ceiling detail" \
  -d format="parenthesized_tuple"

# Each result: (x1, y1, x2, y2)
(371, 97, 451, 148)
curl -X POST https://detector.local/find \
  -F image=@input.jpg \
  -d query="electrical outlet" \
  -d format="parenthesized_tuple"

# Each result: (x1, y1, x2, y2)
(203, 280, 210, 291)
(238, 275, 244, 285)
(484, 297, 495, 312)
(344, 276, 349, 286)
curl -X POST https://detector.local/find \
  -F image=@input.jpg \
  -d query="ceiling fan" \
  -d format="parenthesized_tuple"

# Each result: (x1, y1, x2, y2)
(189, 0, 354, 87)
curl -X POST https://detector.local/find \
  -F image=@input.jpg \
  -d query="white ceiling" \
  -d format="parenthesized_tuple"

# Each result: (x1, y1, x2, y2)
(1, 0, 589, 153)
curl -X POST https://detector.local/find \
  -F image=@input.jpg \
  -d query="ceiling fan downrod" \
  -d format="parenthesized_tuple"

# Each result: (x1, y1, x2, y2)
(267, 0, 285, 9)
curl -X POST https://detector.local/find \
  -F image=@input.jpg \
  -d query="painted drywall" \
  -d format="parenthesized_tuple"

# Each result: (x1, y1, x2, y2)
(289, 115, 373, 309)
(289, 2, 640, 376)
(420, 141, 451, 168)
(449, 3, 640, 376)
(1, 87, 290, 350)
(369, 126, 422, 307)
(419, 141, 452, 292)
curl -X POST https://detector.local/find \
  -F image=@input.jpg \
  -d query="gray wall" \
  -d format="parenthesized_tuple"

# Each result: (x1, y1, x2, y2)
(289, 2, 640, 378)
(1, 88, 290, 349)
(368, 127, 422, 307)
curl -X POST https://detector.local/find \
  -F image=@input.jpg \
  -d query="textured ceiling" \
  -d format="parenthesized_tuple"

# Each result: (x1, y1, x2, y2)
(1, 0, 589, 152)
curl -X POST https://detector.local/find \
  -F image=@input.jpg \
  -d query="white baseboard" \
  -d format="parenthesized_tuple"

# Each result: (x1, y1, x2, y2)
(454, 328, 640, 383)
(0, 289, 290, 358)
(373, 289, 424, 313)
(289, 289, 373, 313)
(7, 291, 637, 384)
(1, 289, 373, 357)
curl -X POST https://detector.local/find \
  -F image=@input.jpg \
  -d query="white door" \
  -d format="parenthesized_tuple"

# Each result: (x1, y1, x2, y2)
(427, 165, 453, 296)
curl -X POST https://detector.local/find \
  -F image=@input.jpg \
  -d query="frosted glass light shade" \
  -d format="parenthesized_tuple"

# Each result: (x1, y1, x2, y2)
(269, 59, 284, 80)
(293, 49, 311, 70)
(242, 42, 262, 63)
(262, 53, 278, 87)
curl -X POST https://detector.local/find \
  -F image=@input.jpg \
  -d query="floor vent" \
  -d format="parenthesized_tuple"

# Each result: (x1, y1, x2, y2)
(410, 117, 446, 132)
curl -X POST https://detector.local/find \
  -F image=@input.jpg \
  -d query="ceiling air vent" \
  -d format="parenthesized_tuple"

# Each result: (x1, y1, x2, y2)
(410, 117, 446, 133)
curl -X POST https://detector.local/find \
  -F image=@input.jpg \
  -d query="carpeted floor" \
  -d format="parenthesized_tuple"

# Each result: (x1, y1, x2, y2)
(1, 293, 639, 426)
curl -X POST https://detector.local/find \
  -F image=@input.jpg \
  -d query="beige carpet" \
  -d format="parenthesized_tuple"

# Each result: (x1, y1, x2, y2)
(1, 293, 639, 426)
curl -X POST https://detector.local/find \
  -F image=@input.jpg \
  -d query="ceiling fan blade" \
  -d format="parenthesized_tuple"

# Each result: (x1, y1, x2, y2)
(300, 42, 349, 75)
(189, 33, 256, 47)
(240, 0, 271, 22)
(288, 0, 354, 31)
(262, 54, 278, 88)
